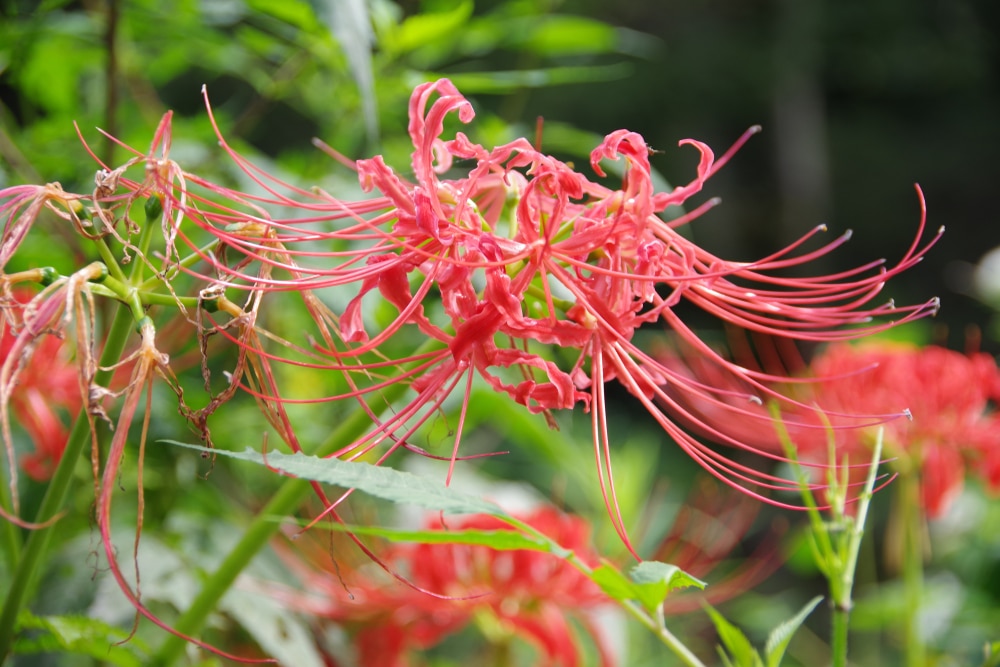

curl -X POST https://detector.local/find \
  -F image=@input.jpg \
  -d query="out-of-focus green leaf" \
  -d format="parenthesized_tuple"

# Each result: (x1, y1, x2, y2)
(512, 16, 618, 56)
(435, 63, 632, 93)
(163, 442, 506, 517)
(591, 560, 705, 613)
(317, 522, 561, 553)
(13, 611, 148, 666)
(17, 21, 102, 114)
(629, 561, 707, 614)
(591, 562, 641, 602)
(765, 595, 822, 667)
(704, 604, 761, 667)
(222, 590, 325, 667)
(245, 0, 319, 30)
(386, 0, 473, 55)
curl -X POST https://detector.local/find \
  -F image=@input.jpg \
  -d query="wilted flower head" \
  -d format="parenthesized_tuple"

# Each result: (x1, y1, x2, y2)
(272, 507, 615, 667)
(809, 342, 1000, 517)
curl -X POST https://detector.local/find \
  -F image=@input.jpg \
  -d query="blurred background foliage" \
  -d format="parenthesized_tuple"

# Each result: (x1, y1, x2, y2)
(2, 0, 1000, 665)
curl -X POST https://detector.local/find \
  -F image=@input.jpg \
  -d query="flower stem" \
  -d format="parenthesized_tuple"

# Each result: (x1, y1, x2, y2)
(505, 517, 707, 667)
(153, 341, 439, 665)
(0, 302, 135, 661)
(900, 470, 925, 667)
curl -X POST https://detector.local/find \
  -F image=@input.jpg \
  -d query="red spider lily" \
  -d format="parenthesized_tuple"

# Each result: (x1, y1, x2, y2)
(81, 78, 941, 557)
(808, 342, 1000, 517)
(268, 507, 616, 667)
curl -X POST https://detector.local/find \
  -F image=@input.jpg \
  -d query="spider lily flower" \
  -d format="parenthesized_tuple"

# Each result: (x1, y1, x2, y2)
(808, 342, 1000, 517)
(269, 507, 616, 667)
(43, 79, 940, 557)
(122, 78, 942, 555)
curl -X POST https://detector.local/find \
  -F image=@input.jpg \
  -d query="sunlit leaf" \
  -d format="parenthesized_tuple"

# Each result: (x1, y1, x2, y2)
(388, 0, 473, 55)
(513, 16, 618, 56)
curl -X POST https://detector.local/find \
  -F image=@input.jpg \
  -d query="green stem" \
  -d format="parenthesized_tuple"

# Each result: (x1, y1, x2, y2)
(505, 517, 706, 667)
(0, 303, 135, 661)
(0, 473, 21, 576)
(649, 604, 707, 667)
(900, 470, 925, 667)
(135, 239, 218, 293)
(94, 236, 129, 285)
(154, 342, 438, 665)
(831, 603, 849, 667)
(830, 434, 882, 667)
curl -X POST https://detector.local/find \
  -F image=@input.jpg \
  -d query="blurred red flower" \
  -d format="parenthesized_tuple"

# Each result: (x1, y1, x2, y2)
(274, 507, 615, 667)
(0, 289, 82, 480)
(809, 342, 1000, 517)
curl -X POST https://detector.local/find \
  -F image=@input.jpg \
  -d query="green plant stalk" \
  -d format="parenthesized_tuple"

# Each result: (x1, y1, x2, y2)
(0, 303, 135, 661)
(830, 434, 882, 667)
(900, 470, 925, 667)
(504, 516, 707, 667)
(0, 461, 22, 574)
(154, 341, 440, 665)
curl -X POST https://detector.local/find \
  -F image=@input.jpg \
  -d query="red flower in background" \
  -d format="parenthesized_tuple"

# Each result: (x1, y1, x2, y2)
(273, 508, 615, 667)
(809, 342, 1000, 517)
(0, 289, 82, 480)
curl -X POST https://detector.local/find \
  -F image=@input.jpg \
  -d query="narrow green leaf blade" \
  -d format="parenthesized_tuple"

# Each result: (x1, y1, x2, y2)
(321, 522, 556, 553)
(704, 604, 760, 667)
(163, 442, 506, 518)
(765, 595, 823, 667)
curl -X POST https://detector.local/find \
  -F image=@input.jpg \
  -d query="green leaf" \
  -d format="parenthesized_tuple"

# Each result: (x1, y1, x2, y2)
(433, 63, 633, 94)
(590, 562, 642, 602)
(704, 604, 761, 667)
(589, 560, 705, 613)
(765, 596, 823, 667)
(983, 641, 1000, 667)
(14, 611, 148, 666)
(389, 0, 473, 55)
(513, 16, 619, 57)
(628, 561, 707, 614)
(317, 522, 560, 553)
(162, 442, 507, 518)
